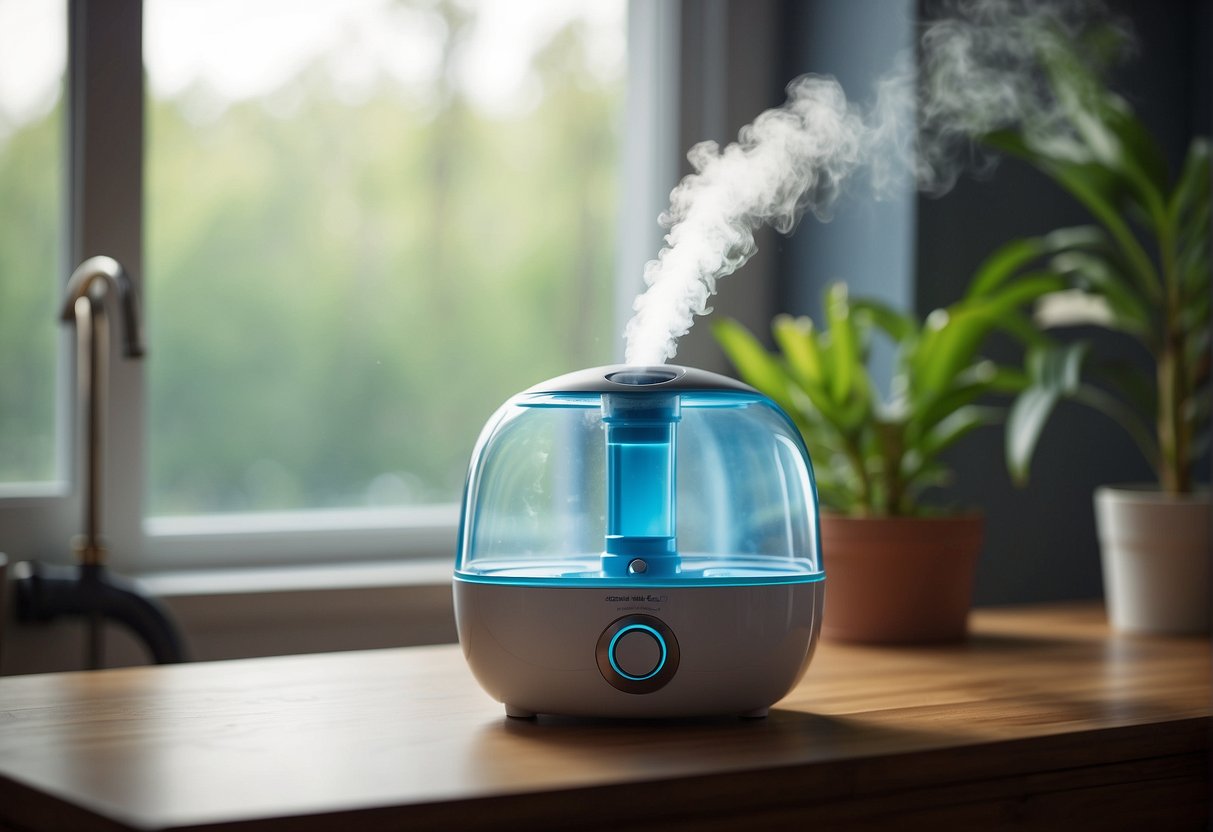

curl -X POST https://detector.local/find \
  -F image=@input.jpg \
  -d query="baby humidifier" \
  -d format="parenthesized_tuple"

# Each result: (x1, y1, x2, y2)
(454, 365, 825, 718)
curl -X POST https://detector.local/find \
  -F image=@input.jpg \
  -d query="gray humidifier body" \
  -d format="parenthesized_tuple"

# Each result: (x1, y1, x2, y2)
(454, 365, 824, 718)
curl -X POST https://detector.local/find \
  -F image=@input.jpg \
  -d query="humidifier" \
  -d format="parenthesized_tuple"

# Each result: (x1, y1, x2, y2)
(454, 365, 824, 718)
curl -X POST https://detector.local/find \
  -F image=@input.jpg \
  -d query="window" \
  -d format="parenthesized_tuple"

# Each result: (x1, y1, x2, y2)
(0, 0, 669, 573)
(0, 1, 66, 491)
(144, 0, 626, 521)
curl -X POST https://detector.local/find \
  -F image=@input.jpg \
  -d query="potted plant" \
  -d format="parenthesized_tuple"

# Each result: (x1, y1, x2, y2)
(986, 42, 1211, 634)
(714, 267, 1062, 643)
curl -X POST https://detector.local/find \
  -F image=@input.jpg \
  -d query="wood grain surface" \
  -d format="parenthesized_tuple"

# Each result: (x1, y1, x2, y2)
(0, 603, 1208, 831)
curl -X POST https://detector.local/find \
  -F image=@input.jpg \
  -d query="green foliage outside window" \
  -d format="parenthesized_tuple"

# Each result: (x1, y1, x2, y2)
(0, 9, 624, 515)
(0, 98, 60, 483)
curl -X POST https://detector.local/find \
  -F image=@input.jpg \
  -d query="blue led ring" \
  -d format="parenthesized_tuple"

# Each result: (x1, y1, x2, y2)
(607, 624, 668, 681)
(596, 614, 680, 694)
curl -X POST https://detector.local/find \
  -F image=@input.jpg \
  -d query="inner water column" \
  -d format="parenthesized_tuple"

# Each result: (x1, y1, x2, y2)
(601, 391, 681, 578)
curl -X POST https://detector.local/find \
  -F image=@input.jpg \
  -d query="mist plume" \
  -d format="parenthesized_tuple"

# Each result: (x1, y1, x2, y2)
(623, 0, 1125, 366)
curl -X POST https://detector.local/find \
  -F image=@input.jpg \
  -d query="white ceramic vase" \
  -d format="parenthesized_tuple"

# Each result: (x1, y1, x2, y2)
(1094, 486, 1212, 634)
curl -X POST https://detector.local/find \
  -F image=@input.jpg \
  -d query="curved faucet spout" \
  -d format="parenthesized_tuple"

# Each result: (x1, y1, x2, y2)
(35, 255, 186, 668)
(60, 255, 144, 358)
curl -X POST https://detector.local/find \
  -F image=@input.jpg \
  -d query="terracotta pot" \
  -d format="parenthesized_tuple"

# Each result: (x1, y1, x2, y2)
(1094, 486, 1211, 635)
(819, 513, 983, 644)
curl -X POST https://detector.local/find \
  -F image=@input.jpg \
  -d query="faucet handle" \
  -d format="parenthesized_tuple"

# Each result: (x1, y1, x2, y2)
(60, 255, 145, 358)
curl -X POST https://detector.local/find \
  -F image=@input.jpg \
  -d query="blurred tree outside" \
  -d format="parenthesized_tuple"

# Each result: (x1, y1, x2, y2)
(0, 0, 625, 514)
(0, 0, 62, 486)
(0, 98, 59, 484)
(143, 0, 625, 514)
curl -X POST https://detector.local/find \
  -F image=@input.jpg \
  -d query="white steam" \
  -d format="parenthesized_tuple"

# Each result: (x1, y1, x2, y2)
(912, 0, 1127, 193)
(623, 0, 1124, 366)
(624, 77, 864, 366)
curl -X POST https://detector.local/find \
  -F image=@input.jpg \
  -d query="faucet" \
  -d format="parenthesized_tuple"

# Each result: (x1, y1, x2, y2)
(14, 256, 187, 668)
(62, 256, 144, 565)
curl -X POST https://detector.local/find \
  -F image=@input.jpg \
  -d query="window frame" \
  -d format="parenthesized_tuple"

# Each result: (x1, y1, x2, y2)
(0, 0, 681, 575)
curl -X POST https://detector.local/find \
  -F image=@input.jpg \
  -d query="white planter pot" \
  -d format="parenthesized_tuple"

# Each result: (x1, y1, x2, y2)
(1094, 486, 1212, 634)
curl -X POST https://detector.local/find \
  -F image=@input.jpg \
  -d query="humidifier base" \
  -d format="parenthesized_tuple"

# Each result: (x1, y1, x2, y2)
(454, 578, 823, 719)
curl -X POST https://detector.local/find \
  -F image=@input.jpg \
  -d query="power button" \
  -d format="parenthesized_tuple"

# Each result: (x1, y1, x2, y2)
(612, 626, 664, 679)
(596, 614, 679, 694)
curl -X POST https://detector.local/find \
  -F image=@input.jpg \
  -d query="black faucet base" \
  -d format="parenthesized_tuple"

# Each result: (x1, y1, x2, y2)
(14, 562, 188, 666)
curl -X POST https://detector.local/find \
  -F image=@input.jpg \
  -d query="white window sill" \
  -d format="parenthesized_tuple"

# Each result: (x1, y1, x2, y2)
(138, 504, 460, 571)
(137, 556, 452, 598)
(140, 558, 458, 662)
(3, 558, 458, 676)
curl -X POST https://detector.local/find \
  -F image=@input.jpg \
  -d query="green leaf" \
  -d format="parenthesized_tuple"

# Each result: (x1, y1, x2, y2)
(813, 477, 857, 514)
(1005, 342, 1089, 484)
(910, 275, 1065, 401)
(715, 317, 861, 439)
(1178, 232, 1210, 293)
(1006, 387, 1061, 485)
(825, 282, 859, 404)
(1038, 43, 1169, 224)
(966, 226, 1105, 299)
(985, 129, 1161, 299)
(1088, 99, 1170, 224)
(790, 371, 862, 435)
(850, 298, 917, 343)
(1007, 341, 1162, 484)
(901, 405, 1000, 502)
(712, 318, 796, 415)
(1181, 288, 1211, 350)
(967, 238, 1049, 299)
(908, 362, 1025, 445)
(836, 378, 876, 432)
(850, 298, 918, 415)
(1177, 196, 1211, 270)
(772, 314, 823, 388)
(996, 309, 1054, 350)
(910, 307, 986, 403)
(970, 363, 1030, 395)
(899, 460, 951, 514)
(918, 404, 1002, 464)
(1048, 250, 1153, 337)
(1168, 137, 1211, 231)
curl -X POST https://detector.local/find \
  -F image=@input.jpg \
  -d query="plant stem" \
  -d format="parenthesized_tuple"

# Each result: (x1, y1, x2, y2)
(1158, 222, 1190, 495)
(842, 434, 873, 515)
(877, 420, 905, 516)
(1158, 337, 1189, 494)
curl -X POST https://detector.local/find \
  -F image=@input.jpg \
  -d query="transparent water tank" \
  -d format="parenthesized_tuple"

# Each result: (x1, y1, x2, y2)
(457, 365, 822, 587)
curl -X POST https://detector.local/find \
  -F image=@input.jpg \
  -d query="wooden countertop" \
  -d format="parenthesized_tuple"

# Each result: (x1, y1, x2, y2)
(0, 603, 1208, 831)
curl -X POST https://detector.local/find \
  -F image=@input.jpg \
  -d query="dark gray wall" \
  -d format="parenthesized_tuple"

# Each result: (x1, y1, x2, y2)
(678, 0, 917, 379)
(781, 0, 916, 392)
(771, 0, 1210, 604)
(914, 0, 1211, 604)
(671, 0, 787, 374)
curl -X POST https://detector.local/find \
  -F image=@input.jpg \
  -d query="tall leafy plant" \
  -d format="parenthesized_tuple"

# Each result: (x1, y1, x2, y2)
(986, 37, 1211, 494)
(714, 262, 1062, 517)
